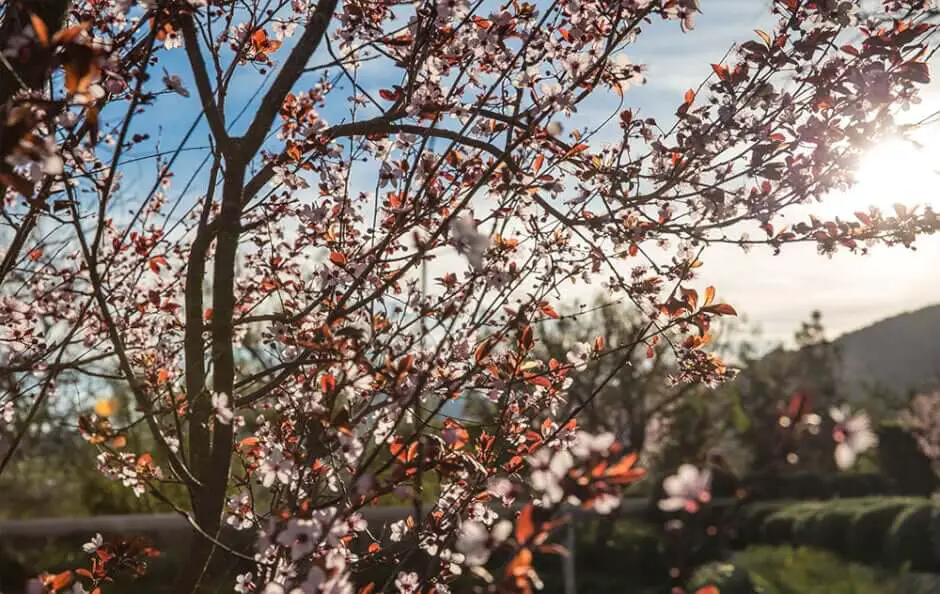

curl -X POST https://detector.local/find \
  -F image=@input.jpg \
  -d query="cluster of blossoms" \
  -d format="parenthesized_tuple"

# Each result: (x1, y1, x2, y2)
(901, 391, 940, 461)
(95, 452, 162, 498)
(829, 404, 877, 470)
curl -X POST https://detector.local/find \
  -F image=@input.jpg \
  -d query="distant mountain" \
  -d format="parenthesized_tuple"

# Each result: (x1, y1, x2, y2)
(835, 304, 940, 399)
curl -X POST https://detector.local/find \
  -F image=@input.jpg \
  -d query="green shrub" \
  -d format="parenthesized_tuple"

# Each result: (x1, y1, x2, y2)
(884, 502, 934, 571)
(799, 505, 863, 555)
(831, 473, 892, 498)
(734, 545, 938, 594)
(736, 501, 793, 545)
(780, 472, 830, 500)
(846, 500, 913, 564)
(930, 504, 940, 567)
(877, 422, 937, 497)
(688, 561, 761, 594)
(761, 503, 821, 545)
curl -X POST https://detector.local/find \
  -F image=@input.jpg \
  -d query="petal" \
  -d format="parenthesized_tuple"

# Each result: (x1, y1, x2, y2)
(658, 497, 686, 512)
(835, 443, 856, 470)
(663, 475, 681, 497)
(829, 405, 847, 423)
(677, 464, 699, 485)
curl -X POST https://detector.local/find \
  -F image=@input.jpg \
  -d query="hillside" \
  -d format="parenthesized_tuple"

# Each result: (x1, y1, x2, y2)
(835, 304, 940, 399)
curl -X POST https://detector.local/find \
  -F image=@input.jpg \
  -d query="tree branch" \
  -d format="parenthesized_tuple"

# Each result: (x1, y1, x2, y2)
(242, 0, 339, 155)
(180, 17, 228, 146)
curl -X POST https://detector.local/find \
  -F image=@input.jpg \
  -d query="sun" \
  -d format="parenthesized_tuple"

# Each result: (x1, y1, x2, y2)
(843, 136, 940, 217)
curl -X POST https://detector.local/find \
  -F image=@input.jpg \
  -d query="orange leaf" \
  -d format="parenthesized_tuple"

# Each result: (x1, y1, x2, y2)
(329, 251, 347, 266)
(472, 16, 492, 29)
(136, 453, 154, 469)
(755, 29, 771, 46)
(606, 452, 637, 476)
(710, 63, 727, 81)
(684, 88, 695, 105)
(49, 571, 73, 592)
(539, 301, 559, 319)
(507, 548, 534, 577)
(368, 543, 380, 553)
(149, 255, 168, 273)
(320, 373, 336, 393)
(515, 504, 535, 543)
(704, 286, 716, 307)
(697, 587, 720, 594)
(239, 436, 259, 449)
(94, 398, 119, 417)
(31, 14, 49, 46)
(566, 144, 589, 157)
(703, 303, 737, 316)
(359, 584, 376, 594)
(533, 153, 544, 173)
(680, 287, 699, 309)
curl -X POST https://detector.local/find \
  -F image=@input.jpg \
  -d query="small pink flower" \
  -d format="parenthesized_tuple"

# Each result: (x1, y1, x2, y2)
(659, 464, 711, 513)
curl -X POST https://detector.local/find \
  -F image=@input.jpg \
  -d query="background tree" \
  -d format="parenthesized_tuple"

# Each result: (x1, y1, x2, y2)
(536, 298, 740, 457)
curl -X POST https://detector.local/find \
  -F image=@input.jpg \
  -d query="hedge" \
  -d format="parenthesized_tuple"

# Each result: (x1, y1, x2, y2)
(687, 561, 761, 594)
(845, 499, 919, 564)
(761, 502, 823, 545)
(737, 496, 940, 573)
(884, 502, 934, 572)
(740, 472, 893, 501)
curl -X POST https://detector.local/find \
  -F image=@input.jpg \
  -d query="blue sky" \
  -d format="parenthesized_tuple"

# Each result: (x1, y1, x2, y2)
(123, 0, 940, 349)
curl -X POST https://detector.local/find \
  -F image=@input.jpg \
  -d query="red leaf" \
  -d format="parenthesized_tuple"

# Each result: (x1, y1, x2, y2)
(539, 301, 559, 319)
(46, 571, 73, 592)
(31, 14, 49, 46)
(472, 16, 492, 29)
(680, 287, 699, 309)
(378, 88, 401, 101)
(565, 144, 589, 157)
(515, 504, 535, 543)
(320, 373, 336, 393)
(703, 303, 738, 316)
(711, 63, 728, 81)
(329, 251, 347, 266)
(533, 153, 544, 173)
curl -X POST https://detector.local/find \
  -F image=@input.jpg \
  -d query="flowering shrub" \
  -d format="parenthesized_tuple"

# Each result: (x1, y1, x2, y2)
(0, 0, 938, 592)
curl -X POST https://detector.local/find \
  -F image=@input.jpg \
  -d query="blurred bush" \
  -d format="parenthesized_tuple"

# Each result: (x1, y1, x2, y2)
(736, 496, 940, 574)
(884, 502, 934, 572)
(845, 499, 915, 564)
(877, 422, 937, 497)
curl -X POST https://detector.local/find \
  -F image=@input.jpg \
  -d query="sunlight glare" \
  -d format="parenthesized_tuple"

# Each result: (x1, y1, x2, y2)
(847, 137, 940, 217)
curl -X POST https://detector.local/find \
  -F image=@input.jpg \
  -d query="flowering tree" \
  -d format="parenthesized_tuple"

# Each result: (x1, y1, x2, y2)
(1, 0, 939, 592)
(536, 299, 741, 456)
